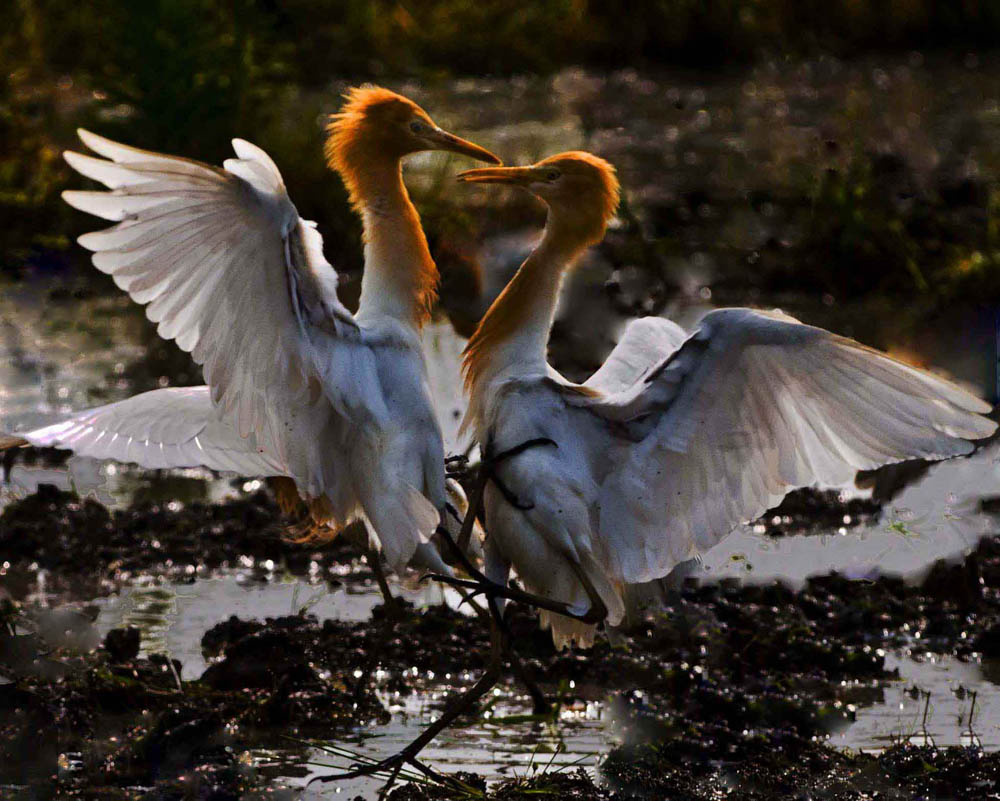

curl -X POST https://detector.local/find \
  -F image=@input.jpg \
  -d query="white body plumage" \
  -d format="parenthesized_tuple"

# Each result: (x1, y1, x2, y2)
(473, 310, 996, 648)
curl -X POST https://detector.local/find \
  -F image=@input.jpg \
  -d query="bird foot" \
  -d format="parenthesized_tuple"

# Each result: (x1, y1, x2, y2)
(423, 571, 604, 624)
(480, 437, 558, 510)
(421, 572, 482, 595)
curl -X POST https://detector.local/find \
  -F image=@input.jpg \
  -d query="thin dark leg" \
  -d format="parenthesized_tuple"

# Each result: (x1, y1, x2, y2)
(351, 548, 402, 701)
(430, 527, 607, 625)
(566, 560, 609, 623)
(1, 446, 19, 484)
(502, 622, 549, 715)
(367, 547, 403, 620)
(377, 761, 404, 801)
(483, 438, 558, 511)
(438, 436, 605, 624)
(438, 502, 550, 715)
(455, 463, 488, 555)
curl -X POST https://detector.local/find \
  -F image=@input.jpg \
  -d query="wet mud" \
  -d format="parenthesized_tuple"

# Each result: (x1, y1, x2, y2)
(2, 484, 1000, 799)
(0, 483, 359, 601)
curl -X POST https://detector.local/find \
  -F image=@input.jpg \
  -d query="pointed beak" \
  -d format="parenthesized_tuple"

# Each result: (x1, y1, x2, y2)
(456, 166, 535, 185)
(424, 127, 501, 164)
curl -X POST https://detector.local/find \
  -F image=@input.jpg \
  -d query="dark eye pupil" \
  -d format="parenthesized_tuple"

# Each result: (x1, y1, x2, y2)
(548, 171, 559, 180)
(410, 121, 423, 132)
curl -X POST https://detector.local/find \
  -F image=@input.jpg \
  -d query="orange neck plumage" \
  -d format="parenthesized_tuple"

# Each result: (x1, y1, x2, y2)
(326, 107, 437, 329)
(462, 220, 590, 393)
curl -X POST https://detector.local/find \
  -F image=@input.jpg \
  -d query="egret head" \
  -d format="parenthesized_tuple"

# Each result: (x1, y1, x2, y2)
(326, 86, 499, 176)
(458, 151, 620, 247)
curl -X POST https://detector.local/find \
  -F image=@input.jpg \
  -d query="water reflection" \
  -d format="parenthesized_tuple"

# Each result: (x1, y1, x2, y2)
(301, 693, 609, 798)
(841, 653, 1000, 751)
(84, 572, 609, 797)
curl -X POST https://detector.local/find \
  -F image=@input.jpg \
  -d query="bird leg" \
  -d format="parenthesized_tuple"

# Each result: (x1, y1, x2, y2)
(351, 547, 405, 702)
(453, 462, 486, 557)
(438, 464, 550, 714)
(497, 606, 550, 715)
(449, 437, 555, 555)
(431, 437, 606, 626)
(367, 547, 404, 620)
(434, 567, 549, 715)
(426, 569, 607, 625)
(311, 609, 506, 793)
(488, 471, 535, 510)
(484, 437, 557, 511)
(566, 560, 609, 624)
(428, 521, 607, 626)
(1, 448, 17, 484)
(488, 437, 559, 463)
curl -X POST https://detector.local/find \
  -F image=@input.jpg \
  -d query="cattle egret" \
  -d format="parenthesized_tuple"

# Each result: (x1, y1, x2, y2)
(455, 152, 997, 648)
(1, 87, 500, 576)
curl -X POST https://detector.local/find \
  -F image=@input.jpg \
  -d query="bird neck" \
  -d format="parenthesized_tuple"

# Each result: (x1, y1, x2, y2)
(346, 157, 437, 330)
(463, 217, 588, 393)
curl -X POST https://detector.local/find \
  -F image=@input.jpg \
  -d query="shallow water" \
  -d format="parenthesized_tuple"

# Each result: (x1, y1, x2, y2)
(14, 561, 1000, 796)
(4, 277, 1000, 798)
(840, 652, 1000, 752)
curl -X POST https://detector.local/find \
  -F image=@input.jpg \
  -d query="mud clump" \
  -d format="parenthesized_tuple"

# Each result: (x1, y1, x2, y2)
(0, 614, 386, 798)
(757, 486, 881, 537)
(0, 484, 358, 595)
(391, 531, 1000, 800)
(6, 481, 1000, 799)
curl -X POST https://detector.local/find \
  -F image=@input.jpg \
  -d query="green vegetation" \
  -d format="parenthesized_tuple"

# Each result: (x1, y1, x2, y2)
(3, 1, 999, 313)
(801, 147, 1000, 300)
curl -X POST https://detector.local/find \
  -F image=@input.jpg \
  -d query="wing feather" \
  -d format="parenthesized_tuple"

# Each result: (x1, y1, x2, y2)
(59, 130, 444, 571)
(63, 129, 359, 443)
(584, 316, 688, 395)
(16, 387, 282, 476)
(594, 308, 995, 583)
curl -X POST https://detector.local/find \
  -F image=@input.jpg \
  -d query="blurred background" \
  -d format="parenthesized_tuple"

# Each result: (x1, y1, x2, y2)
(3, 0, 999, 406)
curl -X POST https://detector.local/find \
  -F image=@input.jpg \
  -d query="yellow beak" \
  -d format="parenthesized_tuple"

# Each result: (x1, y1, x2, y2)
(423, 128, 501, 164)
(456, 166, 536, 185)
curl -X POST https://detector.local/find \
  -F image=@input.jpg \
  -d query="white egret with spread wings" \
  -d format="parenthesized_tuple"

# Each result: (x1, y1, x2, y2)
(1, 87, 500, 574)
(454, 152, 997, 648)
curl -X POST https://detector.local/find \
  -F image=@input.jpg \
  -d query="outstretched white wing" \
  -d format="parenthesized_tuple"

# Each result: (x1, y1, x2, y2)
(592, 308, 996, 583)
(13, 386, 281, 475)
(59, 131, 441, 570)
(62, 130, 364, 444)
(583, 316, 688, 395)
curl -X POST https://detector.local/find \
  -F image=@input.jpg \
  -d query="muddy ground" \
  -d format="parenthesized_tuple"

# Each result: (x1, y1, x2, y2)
(1, 481, 1000, 799)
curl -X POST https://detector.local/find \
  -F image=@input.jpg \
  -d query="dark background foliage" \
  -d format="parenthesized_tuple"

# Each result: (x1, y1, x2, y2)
(3, 1, 999, 314)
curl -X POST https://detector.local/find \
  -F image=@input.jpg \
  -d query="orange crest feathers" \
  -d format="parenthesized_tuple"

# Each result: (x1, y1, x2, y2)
(325, 87, 425, 197)
(537, 151, 620, 245)
(323, 85, 439, 329)
(462, 151, 621, 391)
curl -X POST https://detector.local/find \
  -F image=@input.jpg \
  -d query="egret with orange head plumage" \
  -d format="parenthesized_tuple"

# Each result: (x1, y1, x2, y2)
(2, 86, 499, 576)
(314, 152, 996, 790)
(452, 151, 996, 648)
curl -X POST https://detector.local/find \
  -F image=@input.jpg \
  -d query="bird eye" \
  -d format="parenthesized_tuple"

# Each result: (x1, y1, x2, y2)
(409, 120, 427, 134)
(545, 169, 560, 181)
